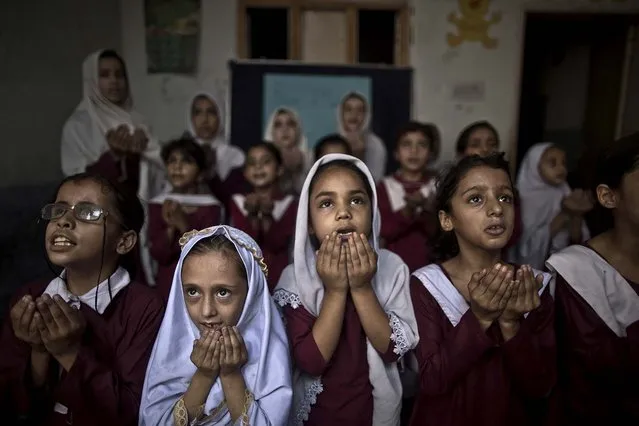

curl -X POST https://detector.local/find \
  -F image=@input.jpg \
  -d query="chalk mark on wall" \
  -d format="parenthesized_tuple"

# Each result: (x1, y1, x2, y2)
(447, 0, 501, 49)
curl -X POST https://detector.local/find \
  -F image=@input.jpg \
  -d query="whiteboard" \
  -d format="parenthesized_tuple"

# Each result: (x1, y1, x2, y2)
(263, 74, 372, 148)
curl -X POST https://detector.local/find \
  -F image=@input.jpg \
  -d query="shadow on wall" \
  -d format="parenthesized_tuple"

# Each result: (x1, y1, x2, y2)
(0, 184, 59, 321)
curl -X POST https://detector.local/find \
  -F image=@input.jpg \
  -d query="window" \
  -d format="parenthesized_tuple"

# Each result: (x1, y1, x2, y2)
(246, 8, 289, 59)
(358, 10, 396, 65)
(237, 0, 409, 65)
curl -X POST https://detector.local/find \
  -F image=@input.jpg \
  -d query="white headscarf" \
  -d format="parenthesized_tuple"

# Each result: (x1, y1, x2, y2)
(263, 106, 313, 194)
(511, 142, 589, 269)
(273, 154, 418, 426)
(337, 92, 387, 182)
(60, 49, 165, 200)
(139, 225, 292, 425)
(186, 92, 246, 181)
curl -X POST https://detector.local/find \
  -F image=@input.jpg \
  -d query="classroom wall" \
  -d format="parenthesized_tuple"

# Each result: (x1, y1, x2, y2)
(2, 0, 637, 187)
(0, 0, 121, 188)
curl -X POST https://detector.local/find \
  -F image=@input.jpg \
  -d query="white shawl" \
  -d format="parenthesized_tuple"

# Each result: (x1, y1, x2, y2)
(263, 106, 312, 194)
(546, 245, 639, 337)
(337, 92, 387, 182)
(186, 92, 246, 181)
(511, 142, 589, 270)
(139, 226, 292, 425)
(273, 154, 418, 426)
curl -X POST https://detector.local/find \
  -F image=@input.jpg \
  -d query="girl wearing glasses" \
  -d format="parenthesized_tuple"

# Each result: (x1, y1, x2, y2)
(0, 173, 164, 426)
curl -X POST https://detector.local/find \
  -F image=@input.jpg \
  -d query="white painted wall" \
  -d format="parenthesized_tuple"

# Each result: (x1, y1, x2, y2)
(0, 0, 121, 187)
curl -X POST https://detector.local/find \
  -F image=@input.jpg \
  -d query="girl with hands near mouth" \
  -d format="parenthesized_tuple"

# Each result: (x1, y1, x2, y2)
(1, 173, 164, 426)
(409, 154, 556, 426)
(140, 226, 291, 426)
(274, 155, 418, 426)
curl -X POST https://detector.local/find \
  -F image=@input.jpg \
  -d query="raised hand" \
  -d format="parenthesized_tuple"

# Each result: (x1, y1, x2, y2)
(259, 195, 274, 216)
(500, 265, 543, 323)
(244, 193, 261, 217)
(219, 326, 248, 377)
(468, 263, 516, 329)
(345, 233, 377, 291)
(105, 125, 132, 156)
(345, 132, 365, 157)
(130, 128, 149, 154)
(316, 232, 349, 294)
(562, 189, 594, 215)
(190, 330, 221, 379)
(35, 294, 86, 358)
(10, 295, 45, 351)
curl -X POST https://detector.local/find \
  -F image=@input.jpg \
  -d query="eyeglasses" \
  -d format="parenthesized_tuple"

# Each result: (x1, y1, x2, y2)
(41, 202, 108, 223)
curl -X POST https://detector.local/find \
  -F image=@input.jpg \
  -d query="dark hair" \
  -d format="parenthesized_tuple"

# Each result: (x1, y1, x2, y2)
(187, 235, 247, 282)
(342, 92, 368, 110)
(434, 153, 512, 261)
(591, 132, 639, 232)
(395, 121, 441, 163)
(309, 159, 373, 204)
(247, 141, 283, 166)
(161, 137, 208, 171)
(314, 134, 352, 160)
(455, 121, 500, 156)
(191, 94, 219, 116)
(98, 49, 129, 84)
(49, 173, 145, 308)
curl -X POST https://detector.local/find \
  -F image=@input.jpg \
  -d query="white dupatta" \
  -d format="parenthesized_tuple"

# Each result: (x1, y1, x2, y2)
(139, 226, 292, 425)
(185, 92, 245, 181)
(337, 92, 387, 182)
(273, 154, 418, 426)
(546, 245, 639, 337)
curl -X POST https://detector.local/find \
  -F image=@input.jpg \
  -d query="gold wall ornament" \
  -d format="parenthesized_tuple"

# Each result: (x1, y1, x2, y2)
(447, 0, 502, 49)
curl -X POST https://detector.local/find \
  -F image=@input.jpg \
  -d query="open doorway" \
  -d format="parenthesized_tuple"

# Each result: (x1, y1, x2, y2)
(516, 13, 635, 188)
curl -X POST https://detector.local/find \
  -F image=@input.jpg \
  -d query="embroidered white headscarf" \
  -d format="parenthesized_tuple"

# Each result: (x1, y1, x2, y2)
(139, 226, 292, 425)
(337, 92, 387, 182)
(511, 142, 589, 269)
(186, 92, 246, 181)
(263, 106, 312, 194)
(273, 154, 418, 426)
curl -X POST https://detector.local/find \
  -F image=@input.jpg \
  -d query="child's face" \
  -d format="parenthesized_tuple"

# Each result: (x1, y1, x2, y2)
(341, 97, 366, 132)
(395, 131, 431, 173)
(98, 57, 127, 106)
(272, 112, 298, 148)
(182, 251, 248, 334)
(191, 97, 219, 140)
(45, 180, 129, 270)
(318, 142, 350, 158)
(244, 146, 281, 189)
(538, 146, 567, 186)
(166, 150, 201, 192)
(463, 128, 498, 158)
(439, 166, 515, 253)
(309, 167, 372, 241)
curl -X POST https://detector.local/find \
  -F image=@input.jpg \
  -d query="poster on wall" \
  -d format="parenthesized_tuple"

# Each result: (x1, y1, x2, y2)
(144, 0, 200, 74)
(263, 74, 373, 148)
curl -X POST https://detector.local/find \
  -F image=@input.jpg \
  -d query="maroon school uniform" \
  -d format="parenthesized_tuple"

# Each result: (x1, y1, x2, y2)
(0, 277, 164, 426)
(553, 274, 639, 424)
(377, 174, 437, 272)
(208, 167, 249, 209)
(409, 265, 556, 426)
(86, 152, 141, 193)
(282, 297, 399, 425)
(228, 193, 296, 291)
(148, 199, 222, 301)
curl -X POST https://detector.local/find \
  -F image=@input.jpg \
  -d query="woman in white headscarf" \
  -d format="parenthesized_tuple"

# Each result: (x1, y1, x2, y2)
(273, 154, 418, 426)
(263, 106, 312, 194)
(510, 142, 593, 269)
(185, 92, 248, 205)
(60, 49, 165, 201)
(337, 92, 387, 182)
(139, 225, 292, 425)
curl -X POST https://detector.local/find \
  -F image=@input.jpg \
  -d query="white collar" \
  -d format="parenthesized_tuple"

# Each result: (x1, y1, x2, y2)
(43, 267, 131, 314)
